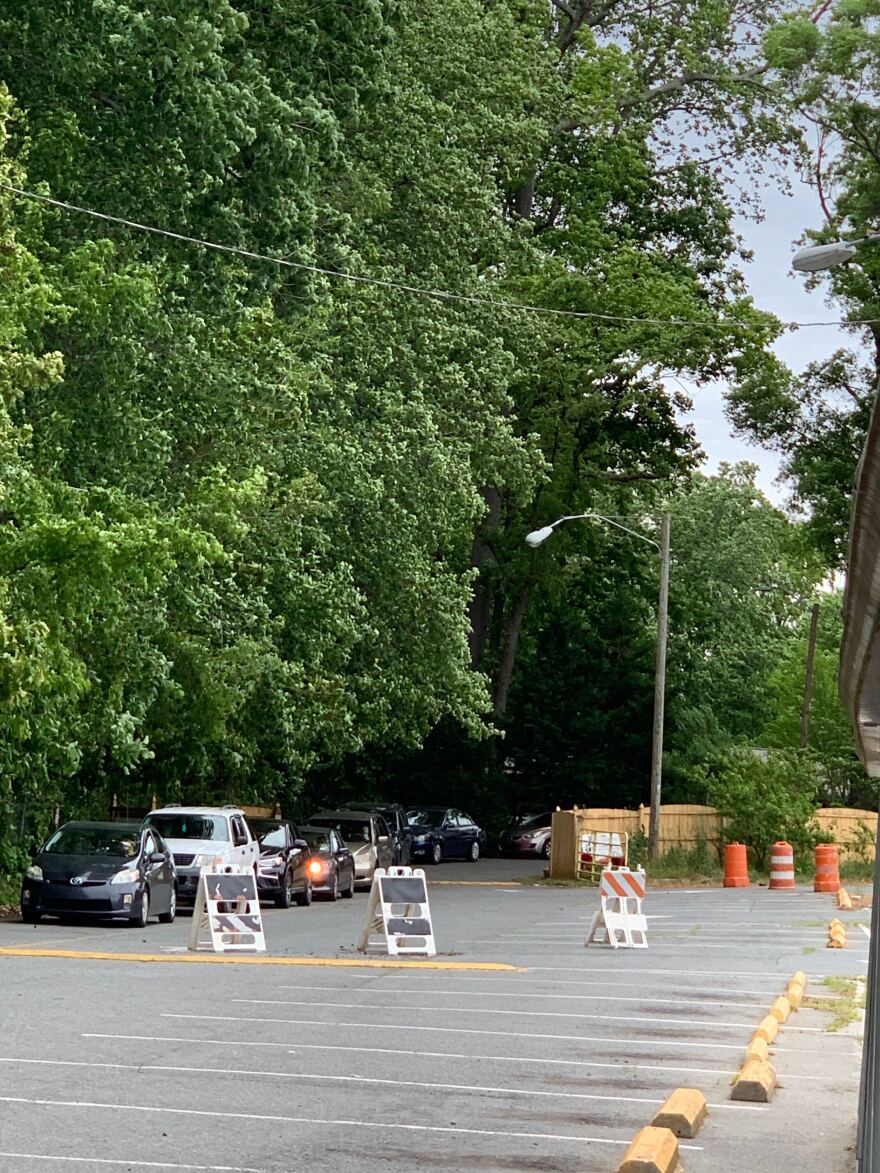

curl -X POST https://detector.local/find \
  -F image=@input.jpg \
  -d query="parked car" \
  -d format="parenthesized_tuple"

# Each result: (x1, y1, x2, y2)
(248, 817, 313, 909)
(499, 812, 553, 859)
(371, 803, 413, 866)
(299, 825, 357, 901)
(21, 820, 177, 927)
(307, 810, 393, 888)
(143, 805, 260, 906)
(406, 807, 486, 864)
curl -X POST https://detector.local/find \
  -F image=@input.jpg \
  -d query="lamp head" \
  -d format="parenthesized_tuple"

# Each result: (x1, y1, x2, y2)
(792, 241, 858, 273)
(525, 525, 555, 548)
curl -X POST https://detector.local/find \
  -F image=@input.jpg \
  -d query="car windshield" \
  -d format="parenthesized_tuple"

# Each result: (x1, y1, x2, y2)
(143, 814, 229, 842)
(43, 827, 139, 858)
(311, 818, 371, 843)
(302, 831, 331, 852)
(407, 809, 443, 827)
(518, 813, 552, 830)
(257, 827, 287, 850)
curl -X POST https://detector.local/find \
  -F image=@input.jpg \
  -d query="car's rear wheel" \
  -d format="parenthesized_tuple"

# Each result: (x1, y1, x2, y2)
(429, 841, 442, 865)
(467, 840, 480, 862)
(343, 870, 355, 898)
(275, 871, 293, 909)
(158, 886, 176, 924)
(294, 881, 312, 907)
(130, 888, 149, 928)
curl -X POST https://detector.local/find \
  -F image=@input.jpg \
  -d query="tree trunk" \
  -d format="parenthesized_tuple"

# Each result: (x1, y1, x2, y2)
(493, 582, 531, 715)
(467, 486, 502, 668)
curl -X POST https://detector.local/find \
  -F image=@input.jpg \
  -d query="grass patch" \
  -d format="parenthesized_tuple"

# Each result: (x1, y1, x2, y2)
(0, 874, 19, 907)
(803, 976, 864, 1032)
(802, 945, 817, 955)
(839, 860, 876, 884)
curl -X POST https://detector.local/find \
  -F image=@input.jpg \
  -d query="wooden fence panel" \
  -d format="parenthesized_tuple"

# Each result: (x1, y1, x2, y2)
(815, 807, 878, 859)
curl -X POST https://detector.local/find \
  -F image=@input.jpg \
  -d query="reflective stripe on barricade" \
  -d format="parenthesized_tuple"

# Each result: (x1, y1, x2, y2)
(586, 866, 648, 950)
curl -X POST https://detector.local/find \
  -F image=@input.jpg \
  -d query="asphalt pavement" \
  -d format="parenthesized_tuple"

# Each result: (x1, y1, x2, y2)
(0, 857, 867, 1172)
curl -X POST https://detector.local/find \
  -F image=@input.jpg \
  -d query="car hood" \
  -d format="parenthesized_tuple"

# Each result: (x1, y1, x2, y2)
(36, 853, 138, 882)
(501, 824, 550, 837)
(160, 837, 229, 858)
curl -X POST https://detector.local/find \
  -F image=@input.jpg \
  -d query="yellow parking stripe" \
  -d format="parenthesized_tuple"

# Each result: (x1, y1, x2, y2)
(0, 946, 525, 972)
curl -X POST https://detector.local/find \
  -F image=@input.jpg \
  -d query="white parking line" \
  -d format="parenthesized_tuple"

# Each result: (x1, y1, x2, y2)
(0, 1096, 703, 1149)
(0, 1055, 757, 1105)
(0, 1158, 268, 1172)
(860, 925, 872, 939)
(164, 1008, 835, 1046)
(84, 1029, 778, 1065)
(272, 984, 772, 1011)
(526, 965, 835, 979)
(358, 974, 844, 999)
(233, 997, 827, 1029)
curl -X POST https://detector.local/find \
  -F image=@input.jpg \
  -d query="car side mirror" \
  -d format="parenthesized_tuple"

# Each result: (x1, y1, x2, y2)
(149, 851, 165, 863)
(293, 839, 308, 850)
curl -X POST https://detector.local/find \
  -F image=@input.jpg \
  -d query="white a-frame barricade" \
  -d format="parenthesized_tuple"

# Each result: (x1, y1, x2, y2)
(189, 868, 267, 954)
(358, 866, 436, 957)
(586, 866, 648, 949)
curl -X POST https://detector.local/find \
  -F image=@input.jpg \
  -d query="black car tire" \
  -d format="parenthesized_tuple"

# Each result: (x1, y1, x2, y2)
(541, 839, 551, 860)
(130, 888, 149, 928)
(429, 841, 442, 865)
(158, 886, 176, 924)
(342, 870, 355, 898)
(294, 881, 312, 907)
(21, 906, 40, 924)
(326, 872, 339, 902)
(275, 871, 293, 909)
(467, 840, 480, 862)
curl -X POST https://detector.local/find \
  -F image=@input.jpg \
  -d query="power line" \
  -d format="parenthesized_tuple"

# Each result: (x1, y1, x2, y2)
(0, 181, 874, 332)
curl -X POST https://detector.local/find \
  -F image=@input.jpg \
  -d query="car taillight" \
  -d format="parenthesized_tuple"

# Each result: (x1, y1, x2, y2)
(308, 860, 324, 876)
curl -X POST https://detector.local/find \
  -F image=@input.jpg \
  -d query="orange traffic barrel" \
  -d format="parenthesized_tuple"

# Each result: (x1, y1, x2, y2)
(723, 843, 749, 888)
(814, 843, 840, 893)
(769, 841, 796, 889)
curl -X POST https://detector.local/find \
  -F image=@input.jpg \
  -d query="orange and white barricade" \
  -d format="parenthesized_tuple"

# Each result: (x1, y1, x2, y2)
(586, 867, 648, 949)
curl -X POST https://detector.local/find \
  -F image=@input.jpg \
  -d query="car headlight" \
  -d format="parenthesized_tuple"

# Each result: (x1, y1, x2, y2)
(194, 853, 223, 868)
(413, 835, 426, 845)
(521, 831, 542, 840)
(25, 865, 42, 881)
(110, 868, 141, 884)
(261, 854, 285, 868)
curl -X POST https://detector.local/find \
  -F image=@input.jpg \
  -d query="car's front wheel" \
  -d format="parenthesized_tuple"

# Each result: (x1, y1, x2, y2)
(158, 886, 176, 924)
(429, 841, 442, 865)
(541, 838, 551, 860)
(21, 905, 40, 924)
(275, 871, 293, 909)
(326, 872, 339, 902)
(342, 870, 355, 898)
(294, 881, 312, 908)
(130, 888, 149, 928)
(467, 840, 480, 862)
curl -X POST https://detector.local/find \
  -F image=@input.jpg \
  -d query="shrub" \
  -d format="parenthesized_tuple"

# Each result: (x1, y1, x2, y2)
(700, 747, 821, 869)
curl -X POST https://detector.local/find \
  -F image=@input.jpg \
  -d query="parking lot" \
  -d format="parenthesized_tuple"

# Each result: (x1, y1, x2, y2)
(0, 859, 867, 1172)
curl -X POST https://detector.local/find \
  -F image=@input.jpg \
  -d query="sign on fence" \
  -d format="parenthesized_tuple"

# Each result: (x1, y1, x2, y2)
(189, 869, 266, 954)
(358, 867, 436, 957)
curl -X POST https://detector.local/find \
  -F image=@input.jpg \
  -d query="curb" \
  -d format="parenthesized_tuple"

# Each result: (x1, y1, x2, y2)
(838, 887, 854, 910)
(731, 1059, 776, 1103)
(828, 919, 847, 949)
(770, 995, 791, 1023)
(746, 1035, 769, 1063)
(754, 1014, 779, 1044)
(616, 1125, 682, 1173)
(652, 1088, 707, 1139)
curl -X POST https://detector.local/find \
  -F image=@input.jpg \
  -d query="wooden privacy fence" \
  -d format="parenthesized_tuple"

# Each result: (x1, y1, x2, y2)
(550, 803, 879, 877)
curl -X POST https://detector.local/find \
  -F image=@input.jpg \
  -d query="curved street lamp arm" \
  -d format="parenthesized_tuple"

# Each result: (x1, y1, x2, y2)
(549, 513, 661, 549)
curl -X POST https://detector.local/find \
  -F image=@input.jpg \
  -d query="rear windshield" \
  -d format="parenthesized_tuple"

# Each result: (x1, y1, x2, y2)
(310, 817, 371, 843)
(143, 814, 229, 842)
(44, 827, 140, 858)
(407, 809, 443, 827)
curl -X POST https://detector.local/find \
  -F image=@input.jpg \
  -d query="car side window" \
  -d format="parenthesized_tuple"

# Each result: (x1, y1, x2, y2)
(376, 817, 389, 839)
(458, 813, 474, 827)
(143, 831, 158, 854)
(231, 818, 248, 847)
(445, 810, 456, 826)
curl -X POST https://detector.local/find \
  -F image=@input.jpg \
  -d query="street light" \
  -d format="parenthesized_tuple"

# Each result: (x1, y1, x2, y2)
(525, 512, 671, 863)
(792, 233, 880, 272)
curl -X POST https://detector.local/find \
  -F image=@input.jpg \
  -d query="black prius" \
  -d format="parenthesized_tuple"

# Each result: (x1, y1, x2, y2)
(20, 821, 177, 928)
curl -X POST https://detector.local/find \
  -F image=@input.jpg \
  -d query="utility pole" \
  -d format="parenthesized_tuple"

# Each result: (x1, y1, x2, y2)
(648, 514, 671, 863)
(801, 601, 820, 749)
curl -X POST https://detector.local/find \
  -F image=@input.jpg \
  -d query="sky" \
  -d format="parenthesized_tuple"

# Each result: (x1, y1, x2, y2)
(686, 174, 851, 507)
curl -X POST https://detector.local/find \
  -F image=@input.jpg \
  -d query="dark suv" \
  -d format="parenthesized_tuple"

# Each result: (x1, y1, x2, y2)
(371, 804, 412, 866)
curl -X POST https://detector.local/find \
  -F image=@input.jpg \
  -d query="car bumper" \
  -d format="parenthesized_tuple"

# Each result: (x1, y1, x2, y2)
(500, 838, 546, 855)
(256, 869, 284, 893)
(22, 878, 144, 918)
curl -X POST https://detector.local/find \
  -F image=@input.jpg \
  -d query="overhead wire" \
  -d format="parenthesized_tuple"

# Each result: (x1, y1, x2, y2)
(0, 181, 874, 333)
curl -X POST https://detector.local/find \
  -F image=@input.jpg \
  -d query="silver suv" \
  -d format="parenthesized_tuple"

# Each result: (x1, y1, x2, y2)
(143, 806, 260, 906)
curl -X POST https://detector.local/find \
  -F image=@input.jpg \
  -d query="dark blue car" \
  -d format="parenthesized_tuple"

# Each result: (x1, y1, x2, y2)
(406, 807, 486, 865)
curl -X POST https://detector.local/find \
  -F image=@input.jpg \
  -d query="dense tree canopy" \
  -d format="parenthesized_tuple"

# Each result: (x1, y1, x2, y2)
(0, 1, 867, 868)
